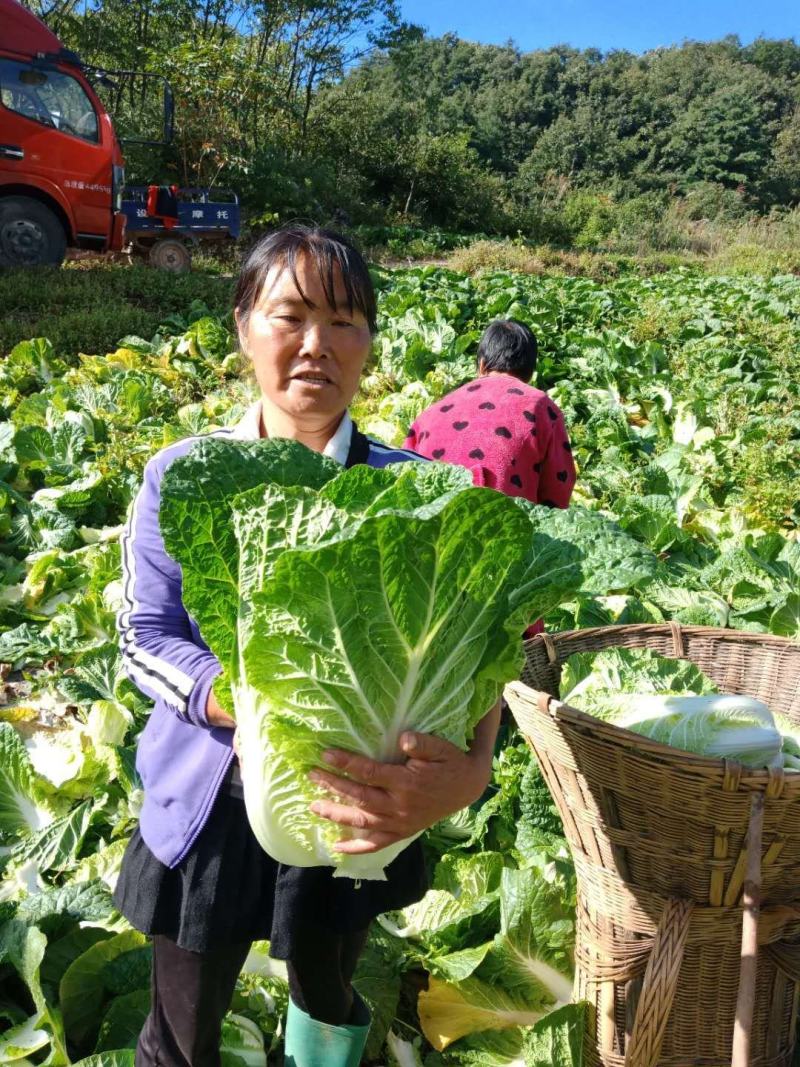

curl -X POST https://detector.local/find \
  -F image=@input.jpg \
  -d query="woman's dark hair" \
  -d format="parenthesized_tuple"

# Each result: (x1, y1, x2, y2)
(234, 224, 377, 334)
(476, 319, 538, 381)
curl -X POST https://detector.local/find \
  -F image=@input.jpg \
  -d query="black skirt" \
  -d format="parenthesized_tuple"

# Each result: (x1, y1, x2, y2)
(113, 765, 429, 957)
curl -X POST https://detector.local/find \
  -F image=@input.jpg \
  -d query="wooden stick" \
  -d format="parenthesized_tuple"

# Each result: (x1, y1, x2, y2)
(732, 791, 765, 1067)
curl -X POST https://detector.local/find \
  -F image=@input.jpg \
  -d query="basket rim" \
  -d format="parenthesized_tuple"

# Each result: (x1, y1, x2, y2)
(510, 623, 800, 791)
(506, 685, 789, 788)
(523, 622, 800, 659)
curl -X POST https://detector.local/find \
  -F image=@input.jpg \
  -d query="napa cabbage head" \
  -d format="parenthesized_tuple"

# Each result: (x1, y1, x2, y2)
(561, 648, 783, 768)
(160, 438, 656, 880)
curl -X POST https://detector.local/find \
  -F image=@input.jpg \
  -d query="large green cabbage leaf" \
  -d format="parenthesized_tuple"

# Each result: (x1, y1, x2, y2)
(415, 867, 576, 1053)
(160, 438, 341, 714)
(160, 438, 655, 880)
(0, 724, 53, 845)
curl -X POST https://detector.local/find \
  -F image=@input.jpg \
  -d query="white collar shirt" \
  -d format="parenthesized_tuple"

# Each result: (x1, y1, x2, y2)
(230, 399, 354, 466)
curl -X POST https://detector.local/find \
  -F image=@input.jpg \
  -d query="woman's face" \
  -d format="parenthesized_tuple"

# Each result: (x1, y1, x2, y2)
(236, 254, 372, 430)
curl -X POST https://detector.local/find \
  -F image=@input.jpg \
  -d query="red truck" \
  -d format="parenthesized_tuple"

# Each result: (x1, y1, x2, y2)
(0, 0, 171, 267)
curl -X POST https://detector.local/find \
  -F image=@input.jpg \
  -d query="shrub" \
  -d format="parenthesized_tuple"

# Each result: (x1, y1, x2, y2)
(561, 191, 618, 248)
(679, 181, 751, 223)
(448, 240, 546, 275)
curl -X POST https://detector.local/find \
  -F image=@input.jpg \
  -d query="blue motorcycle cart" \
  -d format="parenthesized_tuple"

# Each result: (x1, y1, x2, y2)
(121, 186, 240, 270)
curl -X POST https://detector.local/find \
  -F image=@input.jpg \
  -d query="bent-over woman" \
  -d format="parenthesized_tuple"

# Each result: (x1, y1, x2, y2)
(404, 318, 576, 506)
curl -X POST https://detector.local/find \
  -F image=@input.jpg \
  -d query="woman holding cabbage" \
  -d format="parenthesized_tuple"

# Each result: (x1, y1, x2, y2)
(113, 225, 501, 1067)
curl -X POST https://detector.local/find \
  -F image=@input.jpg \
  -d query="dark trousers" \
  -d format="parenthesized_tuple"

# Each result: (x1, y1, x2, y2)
(135, 924, 369, 1067)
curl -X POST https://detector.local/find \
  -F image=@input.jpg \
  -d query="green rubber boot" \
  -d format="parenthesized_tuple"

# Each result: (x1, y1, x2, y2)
(283, 992, 371, 1067)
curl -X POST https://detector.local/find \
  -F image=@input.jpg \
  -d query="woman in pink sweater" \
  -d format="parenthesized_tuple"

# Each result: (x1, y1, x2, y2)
(404, 319, 576, 508)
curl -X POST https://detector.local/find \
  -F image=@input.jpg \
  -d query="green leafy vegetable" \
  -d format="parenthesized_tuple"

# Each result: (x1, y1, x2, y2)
(3, 259, 800, 1064)
(0, 1013, 50, 1062)
(517, 759, 564, 848)
(60, 929, 149, 1048)
(562, 647, 786, 768)
(522, 1003, 587, 1067)
(0, 725, 53, 845)
(219, 1013, 267, 1067)
(413, 865, 575, 1051)
(161, 439, 650, 879)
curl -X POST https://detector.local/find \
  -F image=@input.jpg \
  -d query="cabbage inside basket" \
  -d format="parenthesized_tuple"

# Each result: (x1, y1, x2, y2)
(504, 623, 800, 1067)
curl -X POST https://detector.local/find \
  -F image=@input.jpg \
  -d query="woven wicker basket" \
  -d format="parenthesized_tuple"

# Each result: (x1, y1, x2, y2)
(504, 623, 800, 1067)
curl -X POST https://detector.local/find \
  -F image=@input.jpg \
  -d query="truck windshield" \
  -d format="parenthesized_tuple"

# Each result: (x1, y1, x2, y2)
(0, 59, 99, 143)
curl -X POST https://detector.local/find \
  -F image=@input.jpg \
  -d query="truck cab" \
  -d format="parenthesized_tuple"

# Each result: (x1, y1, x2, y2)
(0, 0, 168, 267)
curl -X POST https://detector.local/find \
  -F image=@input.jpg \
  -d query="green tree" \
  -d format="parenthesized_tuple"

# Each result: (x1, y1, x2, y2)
(21, 2, 800, 230)
(772, 107, 800, 203)
(663, 74, 783, 196)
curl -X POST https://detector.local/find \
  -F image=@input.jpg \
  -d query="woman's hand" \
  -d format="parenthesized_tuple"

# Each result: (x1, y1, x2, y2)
(206, 688, 235, 729)
(206, 687, 239, 766)
(307, 702, 501, 855)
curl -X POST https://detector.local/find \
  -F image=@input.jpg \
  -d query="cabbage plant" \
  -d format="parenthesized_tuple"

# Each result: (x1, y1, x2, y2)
(160, 438, 654, 880)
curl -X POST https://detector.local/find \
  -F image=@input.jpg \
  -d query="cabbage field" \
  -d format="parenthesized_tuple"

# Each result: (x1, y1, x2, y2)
(0, 263, 798, 1065)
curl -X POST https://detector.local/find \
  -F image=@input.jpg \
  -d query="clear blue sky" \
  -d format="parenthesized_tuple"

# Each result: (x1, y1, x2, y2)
(397, 0, 799, 53)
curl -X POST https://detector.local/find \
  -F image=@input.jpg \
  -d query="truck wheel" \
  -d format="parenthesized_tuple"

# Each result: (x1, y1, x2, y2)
(0, 197, 67, 267)
(149, 238, 191, 272)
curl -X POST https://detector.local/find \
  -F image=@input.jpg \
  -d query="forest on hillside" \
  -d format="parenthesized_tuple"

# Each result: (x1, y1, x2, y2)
(25, 0, 800, 240)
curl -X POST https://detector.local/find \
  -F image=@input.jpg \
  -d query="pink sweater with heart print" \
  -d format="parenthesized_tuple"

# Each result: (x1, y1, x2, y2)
(403, 373, 576, 508)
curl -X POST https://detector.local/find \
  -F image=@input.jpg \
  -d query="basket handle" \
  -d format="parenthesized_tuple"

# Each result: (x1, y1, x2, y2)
(624, 896, 693, 1067)
(732, 791, 765, 1067)
(668, 620, 685, 657)
(541, 632, 559, 664)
